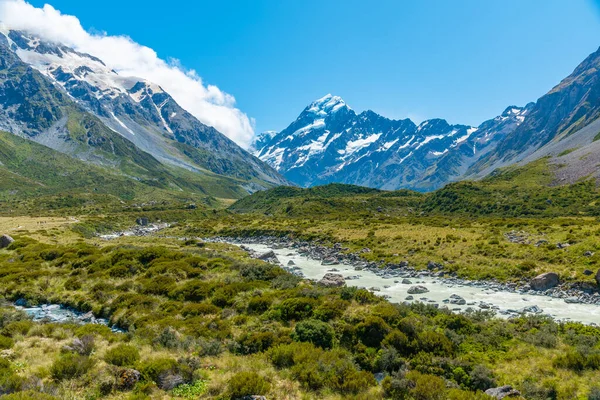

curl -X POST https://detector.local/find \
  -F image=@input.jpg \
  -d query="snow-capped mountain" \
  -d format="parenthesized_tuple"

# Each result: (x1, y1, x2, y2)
(255, 94, 531, 191)
(0, 29, 286, 190)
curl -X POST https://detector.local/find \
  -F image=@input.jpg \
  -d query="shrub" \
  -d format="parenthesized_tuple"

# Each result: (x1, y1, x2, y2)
(104, 344, 140, 367)
(0, 392, 58, 400)
(292, 319, 334, 349)
(469, 365, 496, 391)
(181, 303, 220, 316)
(0, 334, 14, 349)
(356, 316, 390, 348)
(237, 331, 280, 354)
(63, 335, 95, 356)
(2, 320, 33, 337)
(247, 296, 272, 314)
(226, 371, 270, 399)
(139, 358, 178, 382)
(277, 298, 318, 321)
(50, 353, 95, 380)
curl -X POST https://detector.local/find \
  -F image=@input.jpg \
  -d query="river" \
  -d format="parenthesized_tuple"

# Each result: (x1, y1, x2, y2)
(239, 242, 600, 325)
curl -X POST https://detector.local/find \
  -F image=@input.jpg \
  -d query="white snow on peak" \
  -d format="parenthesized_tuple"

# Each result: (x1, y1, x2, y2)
(450, 127, 478, 148)
(342, 133, 382, 158)
(14, 44, 130, 101)
(292, 119, 326, 136)
(307, 94, 349, 115)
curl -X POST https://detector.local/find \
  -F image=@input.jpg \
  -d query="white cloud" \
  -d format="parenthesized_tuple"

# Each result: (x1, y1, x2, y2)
(0, 0, 255, 148)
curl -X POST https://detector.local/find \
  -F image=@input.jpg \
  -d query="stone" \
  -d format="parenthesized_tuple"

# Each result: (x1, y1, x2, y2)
(401, 278, 412, 284)
(584, 251, 595, 257)
(596, 269, 600, 287)
(135, 217, 149, 226)
(407, 285, 429, 294)
(405, 295, 414, 300)
(530, 272, 559, 291)
(287, 260, 295, 266)
(0, 234, 14, 249)
(321, 257, 340, 266)
(257, 250, 278, 263)
(484, 385, 521, 399)
(318, 273, 346, 287)
(117, 369, 141, 390)
(584, 269, 594, 276)
(241, 397, 267, 400)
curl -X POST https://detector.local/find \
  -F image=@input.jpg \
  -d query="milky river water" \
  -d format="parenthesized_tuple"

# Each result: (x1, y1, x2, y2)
(240, 243, 600, 325)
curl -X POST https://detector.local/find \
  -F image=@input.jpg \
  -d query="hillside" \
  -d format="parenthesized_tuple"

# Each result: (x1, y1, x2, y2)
(0, 29, 287, 199)
(0, 130, 258, 213)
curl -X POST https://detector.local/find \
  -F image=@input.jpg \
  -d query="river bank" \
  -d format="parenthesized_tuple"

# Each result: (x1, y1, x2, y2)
(207, 236, 600, 325)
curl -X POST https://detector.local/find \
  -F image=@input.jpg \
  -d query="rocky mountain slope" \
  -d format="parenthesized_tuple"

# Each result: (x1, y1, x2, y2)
(255, 46, 600, 191)
(254, 94, 531, 191)
(0, 29, 287, 196)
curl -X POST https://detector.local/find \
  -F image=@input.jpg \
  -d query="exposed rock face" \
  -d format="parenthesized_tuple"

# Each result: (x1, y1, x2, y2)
(484, 385, 521, 399)
(0, 234, 14, 249)
(530, 272, 559, 291)
(407, 285, 429, 294)
(318, 273, 346, 287)
(596, 269, 600, 287)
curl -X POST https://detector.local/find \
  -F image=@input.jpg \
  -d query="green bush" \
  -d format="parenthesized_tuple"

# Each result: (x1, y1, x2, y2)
(226, 371, 270, 399)
(139, 357, 178, 382)
(50, 353, 95, 380)
(0, 334, 14, 349)
(356, 316, 390, 348)
(292, 319, 334, 349)
(277, 298, 318, 321)
(104, 344, 140, 367)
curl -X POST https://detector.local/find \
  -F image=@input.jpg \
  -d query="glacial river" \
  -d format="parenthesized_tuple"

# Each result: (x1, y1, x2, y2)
(240, 242, 600, 325)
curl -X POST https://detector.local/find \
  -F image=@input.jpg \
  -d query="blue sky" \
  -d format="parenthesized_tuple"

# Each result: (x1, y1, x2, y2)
(27, 0, 600, 134)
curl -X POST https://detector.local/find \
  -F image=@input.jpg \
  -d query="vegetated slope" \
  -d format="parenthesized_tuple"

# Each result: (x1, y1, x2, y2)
(232, 159, 600, 218)
(4, 237, 600, 399)
(229, 183, 423, 217)
(0, 130, 247, 211)
(0, 29, 287, 196)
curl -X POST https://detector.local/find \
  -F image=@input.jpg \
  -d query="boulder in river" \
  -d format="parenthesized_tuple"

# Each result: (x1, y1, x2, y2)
(407, 285, 429, 294)
(484, 385, 521, 399)
(0, 234, 14, 249)
(401, 278, 412, 284)
(257, 250, 278, 263)
(530, 272, 559, 291)
(318, 273, 346, 287)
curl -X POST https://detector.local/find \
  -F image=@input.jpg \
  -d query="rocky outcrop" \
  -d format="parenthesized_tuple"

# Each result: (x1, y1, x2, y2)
(318, 273, 346, 287)
(530, 272, 559, 291)
(596, 269, 600, 287)
(0, 234, 14, 249)
(407, 285, 429, 294)
(484, 385, 521, 399)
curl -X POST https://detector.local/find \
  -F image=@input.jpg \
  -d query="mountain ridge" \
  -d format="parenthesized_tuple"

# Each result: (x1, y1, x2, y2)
(0, 28, 288, 198)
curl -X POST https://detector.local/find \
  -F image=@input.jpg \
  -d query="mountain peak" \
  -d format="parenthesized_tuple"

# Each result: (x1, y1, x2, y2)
(306, 94, 350, 115)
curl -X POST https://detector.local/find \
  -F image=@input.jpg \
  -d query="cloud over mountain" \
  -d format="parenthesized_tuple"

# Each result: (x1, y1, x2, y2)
(0, 0, 255, 147)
